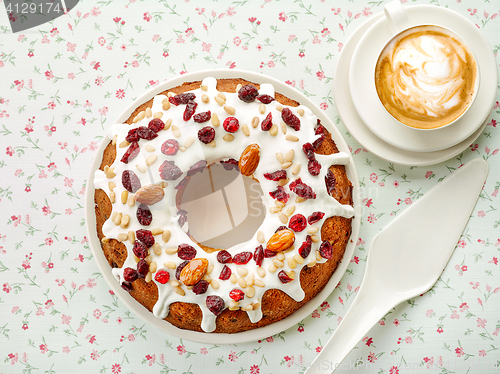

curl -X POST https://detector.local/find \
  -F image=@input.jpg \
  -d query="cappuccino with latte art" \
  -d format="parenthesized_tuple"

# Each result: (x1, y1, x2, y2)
(375, 25, 478, 130)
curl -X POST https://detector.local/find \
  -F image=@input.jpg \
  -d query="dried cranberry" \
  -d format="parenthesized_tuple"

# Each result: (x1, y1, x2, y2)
(288, 214, 307, 232)
(238, 84, 259, 102)
(136, 259, 149, 278)
(192, 280, 209, 295)
(269, 185, 290, 203)
(219, 265, 232, 280)
(315, 123, 325, 135)
(217, 250, 232, 264)
(264, 169, 287, 181)
(302, 142, 315, 160)
(275, 226, 288, 233)
(123, 267, 138, 282)
(229, 289, 245, 301)
(159, 160, 183, 180)
(264, 248, 277, 258)
(183, 100, 198, 121)
(308, 211, 325, 224)
(289, 178, 316, 200)
(325, 169, 337, 195)
(206, 295, 225, 316)
(132, 240, 148, 259)
(125, 128, 140, 143)
(161, 139, 180, 156)
(169, 93, 196, 106)
(136, 229, 154, 248)
(136, 203, 153, 226)
(220, 158, 239, 171)
(256, 94, 275, 104)
(313, 134, 325, 149)
(281, 108, 300, 131)
(136, 126, 158, 141)
(178, 244, 196, 260)
(308, 159, 321, 176)
(254, 245, 264, 267)
(122, 170, 141, 193)
(277, 270, 293, 284)
(175, 178, 188, 190)
(154, 269, 170, 284)
(198, 126, 215, 144)
(121, 141, 140, 164)
(121, 282, 133, 291)
(223, 117, 240, 133)
(148, 118, 165, 132)
(194, 110, 211, 123)
(178, 212, 187, 227)
(187, 160, 207, 176)
(261, 112, 272, 131)
(233, 252, 253, 265)
(175, 260, 189, 280)
(298, 235, 312, 258)
(319, 240, 333, 259)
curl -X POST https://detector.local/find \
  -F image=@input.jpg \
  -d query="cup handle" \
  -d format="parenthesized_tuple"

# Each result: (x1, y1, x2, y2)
(384, 0, 410, 34)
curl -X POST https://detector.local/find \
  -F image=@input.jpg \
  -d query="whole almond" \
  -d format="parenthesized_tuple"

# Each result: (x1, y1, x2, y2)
(179, 258, 209, 286)
(238, 143, 260, 176)
(134, 183, 164, 206)
(266, 229, 295, 252)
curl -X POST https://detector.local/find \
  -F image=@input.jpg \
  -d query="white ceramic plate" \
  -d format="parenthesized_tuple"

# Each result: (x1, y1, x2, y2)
(334, 6, 496, 166)
(349, 5, 496, 153)
(85, 69, 361, 344)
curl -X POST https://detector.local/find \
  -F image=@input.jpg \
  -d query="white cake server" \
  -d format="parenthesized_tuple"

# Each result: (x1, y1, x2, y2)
(305, 158, 488, 374)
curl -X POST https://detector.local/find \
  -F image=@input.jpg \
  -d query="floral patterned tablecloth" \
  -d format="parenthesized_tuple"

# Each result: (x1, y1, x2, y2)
(1, 0, 499, 373)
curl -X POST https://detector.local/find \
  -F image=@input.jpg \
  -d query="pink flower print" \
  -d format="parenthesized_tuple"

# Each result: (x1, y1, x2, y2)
(185, 27, 194, 37)
(3, 283, 12, 293)
(389, 366, 399, 374)
(316, 71, 326, 81)
(152, 34, 160, 42)
(42, 35, 50, 44)
(457, 240, 466, 248)
(404, 197, 412, 205)
(45, 70, 54, 80)
(93, 309, 101, 319)
(200, 347, 208, 354)
(365, 337, 374, 346)
(130, 60, 139, 68)
(121, 44, 127, 51)
(268, 61, 275, 68)
(256, 44, 262, 51)
(426, 309, 434, 317)
(478, 210, 485, 217)
(266, 336, 274, 343)
(470, 281, 479, 289)
(320, 102, 328, 110)
(127, 334, 135, 341)
(143, 12, 152, 22)
(489, 257, 498, 265)
(111, 363, 121, 374)
(279, 12, 288, 22)
(477, 318, 487, 328)
(321, 28, 330, 37)
(229, 351, 238, 361)
(312, 309, 320, 318)
(479, 350, 486, 357)
(455, 347, 464, 357)
(405, 336, 413, 344)
(88, 335, 96, 344)
(487, 119, 497, 127)
(493, 328, 499, 336)
(299, 51, 305, 58)
(250, 365, 260, 374)
(451, 310, 459, 319)
(312, 35, 321, 44)
(298, 325, 304, 332)
(367, 352, 377, 363)
(202, 42, 212, 52)
(425, 171, 433, 178)
(320, 301, 330, 311)
(28, 51, 34, 57)
(288, 35, 296, 42)
(461, 265, 468, 272)
(116, 317, 123, 324)
(437, 327, 443, 334)
(64, 177, 74, 187)
(177, 345, 186, 355)
(333, 7, 341, 15)
(22, 260, 31, 269)
(315, 346, 322, 353)
(99, 106, 108, 116)
(116, 89, 125, 99)
(367, 213, 377, 224)
(393, 319, 400, 326)
(91, 349, 100, 360)
(61, 314, 71, 325)
(67, 42, 76, 52)
(113, 17, 121, 23)
(145, 354, 155, 366)
(39, 344, 48, 354)
(6, 146, 14, 156)
(98, 37, 106, 46)
(233, 37, 241, 47)
(226, 7, 236, 16)
(48, 101, 56, 110)
(370, 173, 378, 183)
(68, 73, 75, 80)
(91, 7, 101, 16)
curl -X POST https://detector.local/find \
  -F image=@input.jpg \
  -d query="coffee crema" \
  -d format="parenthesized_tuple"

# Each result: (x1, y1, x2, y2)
(375, 25, 477, 129)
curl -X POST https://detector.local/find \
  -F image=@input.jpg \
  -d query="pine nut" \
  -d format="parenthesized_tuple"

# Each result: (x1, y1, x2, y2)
(268, 264, 277, 273)
(285, 206, 295, 217)
(280, 121, 287, 134)
(282, 161, 292, 169)
(223, 134, 234, 142)
(256, 267, 266, 278)
(253, 301, 261, 310)
(151, 228, 163, 236)
(307, 226, 319, 234)
(287, 257, 297, 269)
(119, 140, 130, 148)
(273, 259, 284, 268)
(254, 279, 265, 288)
(136, 111, 145, 121)
(202, 274, 211, 282)
(127, 195, 135, 207)
(162, 230, 171, 243)
(279, 212, 288, 224)
(276, 200, 286, 208)
(172, 125, 181, 137)
(174, 286, 185, 296)
(165, 247, 178, 255)
(229, 300, 239, 308)
(101, 237, 110, 244)
(316, 251, 323, 261)
(292, 163, 301, 175)
(109, 191, 116, 204)
(277, 252, 285, 261)
(106, 168, 116, 179)
(149, 261, 157, 273)
(207, 140, 216, 147)
(200, 84, 208, 91)
(211, 112, 220, 127)
(285, 149, 294, 162)
(295, 197, 306, 203)
(286, 134, 299, 142)
(237, 268, 248, 277)
(297, 108, 305, 116)
(251, 116, 260, 128)
(211, 279, 219, 289)
(127, 231, 135, 244)
(257, 231, 265, 243)
(120, 214, 130, 229)
(294, 254, 304, 264)
(145, 108, 152, 118)
(201, 94, 209, 103)
(214, 96, 225, 106)
(179, 146, 186, 152)
(259, 103, 265, 114)
(311, 235, 320, 243)
(169, 279, 180, 287)
(275, 104, 283, 112)
(224, 105, 235, 115)
(242, 304, 253, 311)
(136, 164, 147, 173)
(164, 118, 172, 130)
(113, 212, 122, 226)
(162, 101, 170, 111)
(153, 111, 163, 119)
(246, 286, 255, 298)
(206, 265, 214, 275)
(269, 124, 278, 136)
(145, 154, 157, 166)
(117, 233, 127, 242)
(238, 277, 247, 288)
(145, 272, 152, 283)
(277, 178, 289, 187)
(246, 273, 254, 287)
(153, 243, 161, 255)
(112, 134, 118, 145)
(217, 92, 226, 101)
(184, 136, 195, 148)
(276, 153, 285, 164)
(230, 274, 237, 284)
(145, 145, 155, 152)
(236, 84, 242, 92)
(287, 270, 295, 280)
(164, 261, 176, 269)
(242, 124, 250, 136)
(269, 206, 281, 214)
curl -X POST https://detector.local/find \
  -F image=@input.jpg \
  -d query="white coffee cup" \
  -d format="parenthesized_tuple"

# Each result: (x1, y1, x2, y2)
(374, 0, 480, 130)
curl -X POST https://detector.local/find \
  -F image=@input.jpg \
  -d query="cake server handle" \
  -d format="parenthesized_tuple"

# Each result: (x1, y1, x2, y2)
(304, 282, 399, 374)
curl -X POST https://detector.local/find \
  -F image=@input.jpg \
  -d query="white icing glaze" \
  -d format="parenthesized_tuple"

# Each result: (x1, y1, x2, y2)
(94, 77, 353, 332)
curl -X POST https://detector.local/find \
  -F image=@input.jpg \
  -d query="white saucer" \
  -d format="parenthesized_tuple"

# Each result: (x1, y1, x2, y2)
(334, 6, 496, 165)
(349, 6, 495, 153)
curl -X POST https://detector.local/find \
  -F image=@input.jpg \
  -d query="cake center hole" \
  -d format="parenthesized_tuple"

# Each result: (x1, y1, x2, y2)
(179, 163, 265, 249)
